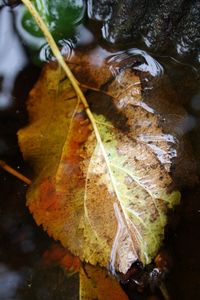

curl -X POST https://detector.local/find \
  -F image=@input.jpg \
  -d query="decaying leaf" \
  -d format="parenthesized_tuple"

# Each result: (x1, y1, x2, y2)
(79, 264, 128, 300)
(18, 57, 181, 275)
(42, 244, 80, 274)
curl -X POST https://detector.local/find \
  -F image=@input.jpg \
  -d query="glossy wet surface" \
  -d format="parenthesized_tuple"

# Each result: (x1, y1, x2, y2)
(0, 3, 200, 300)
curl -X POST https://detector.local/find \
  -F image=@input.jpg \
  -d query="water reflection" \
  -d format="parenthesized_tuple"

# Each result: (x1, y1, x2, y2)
(76, 24, 95, 46)
(108, 48, 164, 78)
(0, 264, 23, 300)
(0, 6, 27, 110)
(14, 4, 46, 50)
(39, 39, 74, 63)
(2, 0, 20, 7)
(15, 5, 87, 64)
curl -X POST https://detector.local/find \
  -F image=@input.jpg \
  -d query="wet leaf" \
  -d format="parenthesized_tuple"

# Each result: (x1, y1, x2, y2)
(42, 244, 80, 274)
(18, 60, 180, 275)
(79, 264, 128, 300)
(21, 0, 85, 40)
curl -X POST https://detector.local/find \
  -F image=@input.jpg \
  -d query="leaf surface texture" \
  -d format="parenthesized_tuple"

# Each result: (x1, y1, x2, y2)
(18, 60, 180, 274)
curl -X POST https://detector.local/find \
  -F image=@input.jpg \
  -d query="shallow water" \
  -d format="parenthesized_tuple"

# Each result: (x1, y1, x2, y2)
(0, 3, 200, 300)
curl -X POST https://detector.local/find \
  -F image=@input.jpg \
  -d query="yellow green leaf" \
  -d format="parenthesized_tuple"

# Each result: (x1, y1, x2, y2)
(18, 61, 180, 275)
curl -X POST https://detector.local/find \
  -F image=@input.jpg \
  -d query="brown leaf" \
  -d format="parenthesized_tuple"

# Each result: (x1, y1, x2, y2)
(42, 244, 80, 273)
(79, 264, 128, 300)
(18, 57, 182, 275)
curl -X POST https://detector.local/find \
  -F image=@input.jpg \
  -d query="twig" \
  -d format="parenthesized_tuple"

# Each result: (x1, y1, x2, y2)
(0, 160, 31, 185)
(59, 76, 113, 98)
(78, 83, 113, 98)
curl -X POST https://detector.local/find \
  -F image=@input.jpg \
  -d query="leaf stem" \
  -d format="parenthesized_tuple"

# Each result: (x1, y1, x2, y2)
(21, 0, 89, 110)
(20, 0, 110, 157)
(36, 0, 49, 26)
(0, 160, 31, 185)
(20, 1, 117, 190)
(78, 83, 113, 99)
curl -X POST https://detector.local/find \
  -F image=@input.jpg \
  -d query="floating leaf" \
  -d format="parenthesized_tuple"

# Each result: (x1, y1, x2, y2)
(18, 59, 180, 275)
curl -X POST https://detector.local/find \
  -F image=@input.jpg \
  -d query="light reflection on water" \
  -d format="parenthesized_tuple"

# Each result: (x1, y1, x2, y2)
(108, 48, 164, 78)
(0, 6, 27, 110)
(0, 264, 23, 300)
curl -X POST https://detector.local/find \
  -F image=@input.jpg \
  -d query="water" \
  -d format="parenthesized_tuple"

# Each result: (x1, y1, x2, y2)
(0, 2, 200, 300)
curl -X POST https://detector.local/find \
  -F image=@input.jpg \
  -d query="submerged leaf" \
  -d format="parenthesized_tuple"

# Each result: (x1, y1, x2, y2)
(42, 244, 80, 274)
(21, 0, 85, 40)
(79, 264, 128, 300)
(18, 59, 181, 275)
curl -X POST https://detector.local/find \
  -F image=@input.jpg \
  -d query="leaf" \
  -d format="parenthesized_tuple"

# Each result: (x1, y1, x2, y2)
(42, 244, 80, 274)
(79, 264, 128, 300)
(17, 0, 85, 65)
(21, 0, 85, 40)
(18, 61, 180, 275)
(41, 243, 126, 299)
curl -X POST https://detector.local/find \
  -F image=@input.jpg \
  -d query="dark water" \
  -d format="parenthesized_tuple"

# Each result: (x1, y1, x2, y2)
(0, 3, 200, 300)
